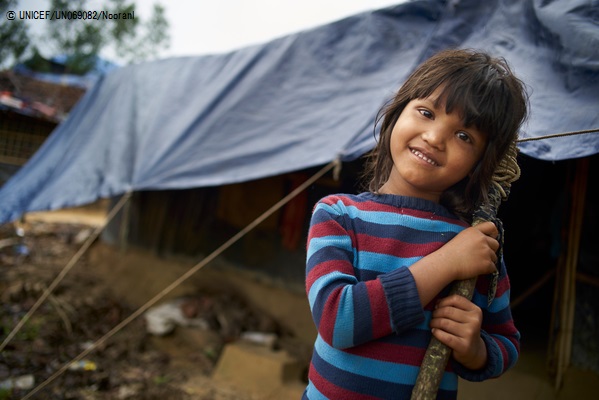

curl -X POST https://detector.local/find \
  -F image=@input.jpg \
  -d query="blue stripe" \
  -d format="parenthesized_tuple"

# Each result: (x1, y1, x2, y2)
(493, 334, 519, 371)
(357, 268, 384, 281)
(379, 327, 432, 348)
(307, 235, 353, 261)
(305, 382, 327, 400)
(314, 335, 457, 391)
(339, 202, 464, 234)
(306, 247, 353, 277)
(356, 251, 421, 272)
(332, 286, 355, 348)
(308, 271, 356, 309)
(486, 307, 514, 327)
(473, 288, 511, 312)
(352, 217, 461, 243)
(352, 283, 373, 345)
(313, 202, 343, 217)
(416, 310, 432, 330)
(315, 201, 464, 235)
(310, 282, 337, 328)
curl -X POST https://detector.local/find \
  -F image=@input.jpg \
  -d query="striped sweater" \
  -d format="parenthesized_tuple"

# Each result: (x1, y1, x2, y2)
(303, 193, 520, 400)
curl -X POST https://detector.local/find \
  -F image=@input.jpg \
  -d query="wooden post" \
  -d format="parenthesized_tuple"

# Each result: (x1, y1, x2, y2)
(551, 157, 588, 389)
(119, 193, 131, 253)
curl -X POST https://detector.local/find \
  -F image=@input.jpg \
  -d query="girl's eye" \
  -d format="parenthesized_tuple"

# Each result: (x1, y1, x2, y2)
(418, 109, 433, 119)
(456, 131, 472, 143)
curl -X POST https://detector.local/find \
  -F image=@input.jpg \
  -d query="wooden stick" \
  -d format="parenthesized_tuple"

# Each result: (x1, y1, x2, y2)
(411, 143, 520, 399)
(576, 272, 599, 288)
(411, 278, 477, 399)
(510, 268, 556, 309)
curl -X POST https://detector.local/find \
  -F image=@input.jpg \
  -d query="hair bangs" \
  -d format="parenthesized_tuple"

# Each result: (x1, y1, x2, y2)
(434, 70, 511, 140)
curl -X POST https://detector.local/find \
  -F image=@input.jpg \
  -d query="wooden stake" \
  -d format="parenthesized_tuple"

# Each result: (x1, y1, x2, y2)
(554, 157, 588, 390)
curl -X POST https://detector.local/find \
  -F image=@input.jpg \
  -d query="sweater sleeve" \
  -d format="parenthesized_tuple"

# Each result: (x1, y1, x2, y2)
(305, 198, 424, 350)
(451, 258, 520, 381)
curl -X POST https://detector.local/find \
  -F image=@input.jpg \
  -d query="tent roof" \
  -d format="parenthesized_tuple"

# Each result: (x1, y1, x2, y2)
(1, 0, 598, 224)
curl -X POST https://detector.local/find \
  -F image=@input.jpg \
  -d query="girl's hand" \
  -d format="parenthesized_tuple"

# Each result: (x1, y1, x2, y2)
(430, 294, 487, 370)
(408, 221, 499, 307)
(441, 221, 500, 281)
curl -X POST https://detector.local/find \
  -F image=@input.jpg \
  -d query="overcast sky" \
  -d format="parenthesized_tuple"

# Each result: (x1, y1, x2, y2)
(15, 0, 405, 60)
(154, 0, 405, 57)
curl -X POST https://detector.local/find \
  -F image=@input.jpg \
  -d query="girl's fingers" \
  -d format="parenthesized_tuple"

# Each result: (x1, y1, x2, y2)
(432, 306, 468, 324)
(430, 315, 463, 332)
(487, 236, 500, 252)
(431, 296, 486, 365)
(432, 297, 483, 326)
(475, 221, 498, 238)
(435, 294, 478, 310)
(431, 326, 466, 351)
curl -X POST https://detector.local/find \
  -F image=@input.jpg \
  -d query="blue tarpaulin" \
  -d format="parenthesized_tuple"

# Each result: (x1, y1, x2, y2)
(1, 0, 598, 224)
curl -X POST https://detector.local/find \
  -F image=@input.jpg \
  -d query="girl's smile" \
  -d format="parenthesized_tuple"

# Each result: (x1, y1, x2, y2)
(379, 89, 487, 202)
(409, 147, 440, 167)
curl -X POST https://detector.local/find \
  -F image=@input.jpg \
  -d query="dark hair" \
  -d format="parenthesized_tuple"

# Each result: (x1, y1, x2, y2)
(363, 48, 529, 221)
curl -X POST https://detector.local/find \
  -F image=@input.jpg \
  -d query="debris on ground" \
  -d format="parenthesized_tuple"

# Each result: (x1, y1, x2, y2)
(0, 220, 307, 399)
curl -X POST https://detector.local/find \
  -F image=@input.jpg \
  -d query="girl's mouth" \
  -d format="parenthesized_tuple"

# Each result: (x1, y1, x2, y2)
(410, 148, 439, 166)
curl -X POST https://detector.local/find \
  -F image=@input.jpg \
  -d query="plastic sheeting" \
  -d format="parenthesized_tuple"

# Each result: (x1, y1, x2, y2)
(0, 0, 598, 224)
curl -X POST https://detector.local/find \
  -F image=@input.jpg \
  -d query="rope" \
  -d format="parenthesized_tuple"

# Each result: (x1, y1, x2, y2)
(516, 128, 599, 143)
(0, 191, 133, 353)
(18, 159, 339, 400)
(489, 143, 521, 200)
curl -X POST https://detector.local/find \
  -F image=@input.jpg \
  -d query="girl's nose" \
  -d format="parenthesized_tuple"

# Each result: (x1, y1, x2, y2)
(422, 128, 447, 150)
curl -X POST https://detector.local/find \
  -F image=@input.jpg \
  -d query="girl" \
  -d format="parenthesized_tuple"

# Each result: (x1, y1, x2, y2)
(303, 49, 528, 399)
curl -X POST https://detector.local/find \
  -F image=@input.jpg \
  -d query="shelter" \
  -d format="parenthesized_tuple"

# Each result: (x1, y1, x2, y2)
(0, 0, 598, 222)
(0, 70, 86, 185)
(0, 0, 598, 388)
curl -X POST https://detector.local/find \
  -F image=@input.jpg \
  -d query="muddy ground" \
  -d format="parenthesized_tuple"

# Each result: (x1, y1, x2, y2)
(0, 220, 310, 399)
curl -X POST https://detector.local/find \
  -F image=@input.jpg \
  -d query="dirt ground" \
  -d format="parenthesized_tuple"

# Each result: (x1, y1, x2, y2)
(2, 203, 599, 399)
(0, 213, 311, 399)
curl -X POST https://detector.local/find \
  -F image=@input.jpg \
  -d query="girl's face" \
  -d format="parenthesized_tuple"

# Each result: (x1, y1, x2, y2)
(379, 89, 487, 202)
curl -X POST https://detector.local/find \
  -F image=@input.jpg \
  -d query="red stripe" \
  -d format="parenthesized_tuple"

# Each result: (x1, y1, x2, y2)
(318, 286, 344, 344)
(485, 332, 519, 373)
(483, 322, 518, 338)
(475, 274, 510, 299)
(365, 280, 393, 339)
(309, 219, 347, 239)
(346, 341, 426, 366)
(356, 233, 444, 258)
(309, 364, 379, 400)
(306, 260, 354, 293)
(494, 275, 510, 297)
